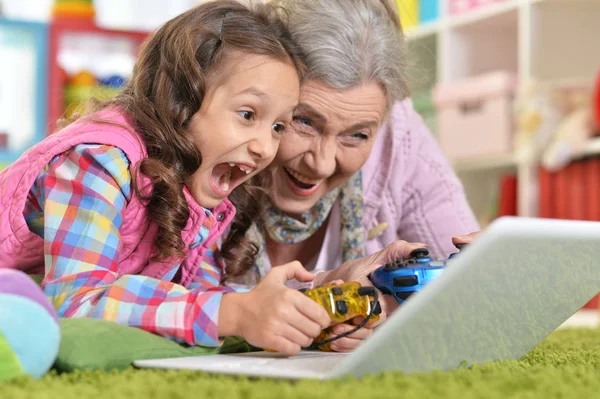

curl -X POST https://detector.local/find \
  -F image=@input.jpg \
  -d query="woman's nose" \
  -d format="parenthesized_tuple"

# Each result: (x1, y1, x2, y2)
(309, 140, 336, 178)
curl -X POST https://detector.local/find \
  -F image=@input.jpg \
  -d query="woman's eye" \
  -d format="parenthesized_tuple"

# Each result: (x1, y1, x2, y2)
(238, 110, 255, 121)
(293, 116, 312, 127)
(272, 123, 286, 134)
(351, 132, 369, 140)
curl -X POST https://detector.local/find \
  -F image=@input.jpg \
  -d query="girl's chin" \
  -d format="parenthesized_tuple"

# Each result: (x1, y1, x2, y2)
(186, 185, 226, 209)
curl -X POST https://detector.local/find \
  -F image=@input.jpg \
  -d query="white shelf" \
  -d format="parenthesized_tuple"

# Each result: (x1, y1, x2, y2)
(557, 309, 599, 330)
(579, 138, 600, 158)
(532, 0, 600, 4)
(447, 0, 520, 29)
(453, 153, 518, 173)
(402, 0, 600, 220)
(405, 21, 440, 41)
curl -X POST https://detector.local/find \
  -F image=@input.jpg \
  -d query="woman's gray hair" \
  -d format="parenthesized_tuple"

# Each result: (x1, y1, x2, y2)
(273, 0, 409, 109)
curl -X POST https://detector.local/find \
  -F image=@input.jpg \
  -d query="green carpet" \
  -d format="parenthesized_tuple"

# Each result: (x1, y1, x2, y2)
(3, 328, 600, 399)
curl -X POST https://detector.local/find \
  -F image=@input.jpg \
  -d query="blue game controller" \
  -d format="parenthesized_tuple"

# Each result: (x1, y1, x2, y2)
(369, 245, 464, 304)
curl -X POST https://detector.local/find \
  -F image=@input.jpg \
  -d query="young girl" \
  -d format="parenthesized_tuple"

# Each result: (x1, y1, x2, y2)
(0, 1, 331, 356)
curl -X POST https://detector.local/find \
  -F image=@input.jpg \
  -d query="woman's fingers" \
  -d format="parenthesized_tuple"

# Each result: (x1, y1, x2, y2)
(331, 323, 372, 338)
(326, 324, 373, 352)
(452, 231, 482, 245)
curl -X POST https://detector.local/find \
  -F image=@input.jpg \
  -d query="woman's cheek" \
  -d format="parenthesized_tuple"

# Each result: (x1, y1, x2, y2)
(339, 146, 373, 175)
(277, 133, 312, 161)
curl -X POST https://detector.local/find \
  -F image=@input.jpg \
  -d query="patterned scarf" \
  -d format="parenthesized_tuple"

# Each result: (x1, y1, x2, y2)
(238, 171, 366, 285)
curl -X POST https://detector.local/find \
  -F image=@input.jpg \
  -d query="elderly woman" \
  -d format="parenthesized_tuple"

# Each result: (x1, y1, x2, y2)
(224, 0, 480, 351)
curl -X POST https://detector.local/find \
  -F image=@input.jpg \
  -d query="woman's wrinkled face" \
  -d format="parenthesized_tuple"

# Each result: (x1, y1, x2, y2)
(269, 79, 387, 215)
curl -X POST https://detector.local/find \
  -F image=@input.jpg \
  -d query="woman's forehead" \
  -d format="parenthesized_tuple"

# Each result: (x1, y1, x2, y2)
(297, 80, 387, 130)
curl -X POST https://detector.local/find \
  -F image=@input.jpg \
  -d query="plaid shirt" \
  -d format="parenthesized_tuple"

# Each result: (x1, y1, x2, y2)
(23, 144, 247, 347)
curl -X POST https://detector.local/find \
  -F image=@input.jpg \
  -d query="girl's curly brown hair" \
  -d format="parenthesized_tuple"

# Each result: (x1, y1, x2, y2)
(59, 0, 306, 278)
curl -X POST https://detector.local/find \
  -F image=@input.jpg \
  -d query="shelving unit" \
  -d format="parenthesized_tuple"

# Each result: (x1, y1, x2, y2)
(0, 16, 149, 165)
(47, 18, 148, 133)
(0, 18, 48, 165)
(405, 0, 600, 225)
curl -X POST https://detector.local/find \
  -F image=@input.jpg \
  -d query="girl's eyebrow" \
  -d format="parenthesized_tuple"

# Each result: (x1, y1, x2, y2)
(234, 86, 268, 100)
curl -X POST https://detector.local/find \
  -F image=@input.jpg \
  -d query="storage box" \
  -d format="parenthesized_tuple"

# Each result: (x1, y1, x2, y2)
(475, 0, 508, 7)
(419, 0, 439, 23)
(432, 71, 517, 161)
(448, 0, 507, 15)
(448, 0, 477, 15)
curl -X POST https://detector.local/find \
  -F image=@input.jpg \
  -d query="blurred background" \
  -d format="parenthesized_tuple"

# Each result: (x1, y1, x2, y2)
(0, 1, 599, 240)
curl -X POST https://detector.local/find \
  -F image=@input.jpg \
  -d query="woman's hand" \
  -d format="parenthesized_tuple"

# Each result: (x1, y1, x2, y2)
(221, 261, 331, 356)
(313, 240, 428, 325)
(322, 322, 373, 352)
(314, 240, 427, 288)
(452, 231, 482, 246)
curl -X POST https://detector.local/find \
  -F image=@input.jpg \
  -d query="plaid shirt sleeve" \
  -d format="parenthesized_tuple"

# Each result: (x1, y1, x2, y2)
(29, 144, 243, 347)
(189, 244, 251, 292)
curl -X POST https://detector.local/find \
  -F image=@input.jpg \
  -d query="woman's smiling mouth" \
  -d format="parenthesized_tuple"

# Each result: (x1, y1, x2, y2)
(283, 166, 323, 196)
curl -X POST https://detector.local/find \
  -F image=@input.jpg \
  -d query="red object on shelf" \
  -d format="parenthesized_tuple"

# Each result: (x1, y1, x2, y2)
(47, 18, 149, 134)
(497, 174, 517, 217)
(586, 157, 600, 221)
(553, 165, 569, 219)
(566, 161, 586, 220)
(595, 68, 600, 133)
(538, 167, 554, 218)
(583, 295, 599, 310)
(538, 158, 600, 309)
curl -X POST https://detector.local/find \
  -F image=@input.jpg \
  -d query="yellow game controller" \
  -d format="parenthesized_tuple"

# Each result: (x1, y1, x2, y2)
(300, 281, 381, 351)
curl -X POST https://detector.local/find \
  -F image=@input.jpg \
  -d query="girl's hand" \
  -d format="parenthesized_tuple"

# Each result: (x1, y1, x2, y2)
(230, 261, 331, 356)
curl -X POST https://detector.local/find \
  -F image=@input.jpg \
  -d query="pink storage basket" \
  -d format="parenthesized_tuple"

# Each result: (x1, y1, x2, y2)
(432, 71, 517, 161)
(449, 0, 507, 15)
(475, 0, 508, 7)
(448, 0, 477, 15)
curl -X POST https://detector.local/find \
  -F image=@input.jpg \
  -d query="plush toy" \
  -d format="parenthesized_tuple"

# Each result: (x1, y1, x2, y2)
(541, 84, 595, 171)
(0, 269, 60, 382)
(512, 80, 561, 162)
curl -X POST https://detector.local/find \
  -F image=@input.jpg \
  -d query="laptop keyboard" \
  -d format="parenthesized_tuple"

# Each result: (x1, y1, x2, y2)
(226, 351, 348, 374)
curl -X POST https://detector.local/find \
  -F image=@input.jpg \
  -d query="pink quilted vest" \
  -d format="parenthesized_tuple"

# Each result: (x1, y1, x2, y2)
(0, 108, 235, 287)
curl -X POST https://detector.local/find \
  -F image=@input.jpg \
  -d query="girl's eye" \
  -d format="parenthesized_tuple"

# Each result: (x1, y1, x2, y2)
(239, 110, 255, 121)
(272, 123, 286, 134)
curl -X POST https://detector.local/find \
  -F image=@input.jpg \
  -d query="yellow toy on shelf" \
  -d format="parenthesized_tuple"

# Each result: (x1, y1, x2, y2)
(395, 0, 419, 30)
(64, 70, 123, 119)
(52, 0, 95, 19)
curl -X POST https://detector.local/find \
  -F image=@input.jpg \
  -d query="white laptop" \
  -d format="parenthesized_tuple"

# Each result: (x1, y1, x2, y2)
(134, 217, 600, 379)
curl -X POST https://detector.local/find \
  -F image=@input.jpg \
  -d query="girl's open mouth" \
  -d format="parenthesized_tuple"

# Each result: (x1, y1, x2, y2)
(210, 163, 255, 197)
(283, 167, 322, 197)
